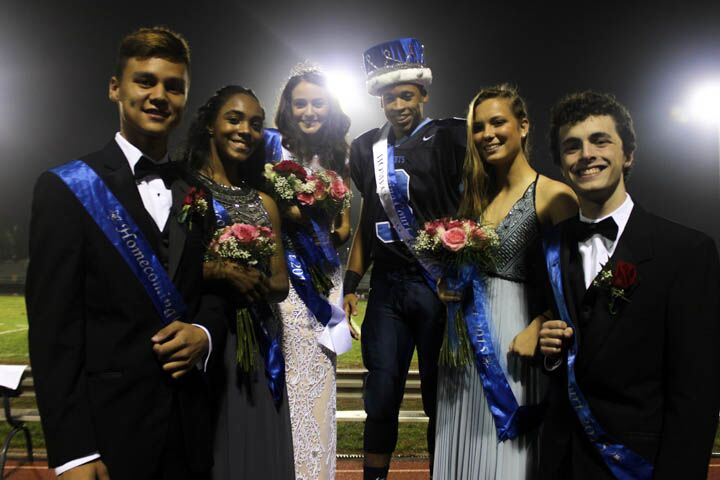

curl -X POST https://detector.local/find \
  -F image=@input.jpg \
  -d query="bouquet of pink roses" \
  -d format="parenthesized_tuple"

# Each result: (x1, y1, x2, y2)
(415, 217, 499, 366)
(206, 223, 276, 266)
(415, 217, 499, 268)
(206, 223, 276, 371)
(306, 169, 352, 215)
(263, 160, 352, 214)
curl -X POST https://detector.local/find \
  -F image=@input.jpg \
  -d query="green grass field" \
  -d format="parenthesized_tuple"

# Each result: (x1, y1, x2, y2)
(0, 294, 28, 363)
(2, 295, 718, 456)
(0, 295, 428, 455)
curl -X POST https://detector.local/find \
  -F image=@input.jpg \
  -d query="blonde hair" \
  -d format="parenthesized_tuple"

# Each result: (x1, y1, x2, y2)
(458, 84, 530, 218)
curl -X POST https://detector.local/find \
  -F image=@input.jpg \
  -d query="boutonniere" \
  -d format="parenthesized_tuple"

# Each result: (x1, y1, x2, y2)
(592, 260, 639, 314)
(177, 186, 208, 228)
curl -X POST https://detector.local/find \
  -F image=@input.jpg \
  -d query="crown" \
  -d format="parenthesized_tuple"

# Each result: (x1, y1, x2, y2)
(362, 38, 432, 96)
(289, 61, 323, 79)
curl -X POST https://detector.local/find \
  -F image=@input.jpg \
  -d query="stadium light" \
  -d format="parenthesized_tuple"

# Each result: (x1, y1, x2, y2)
(672, 80, 720, 197)
(324, 69, 364, 114)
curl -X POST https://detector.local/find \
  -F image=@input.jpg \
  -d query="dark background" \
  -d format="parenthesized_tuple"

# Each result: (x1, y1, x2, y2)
(2, 0, 720, 257)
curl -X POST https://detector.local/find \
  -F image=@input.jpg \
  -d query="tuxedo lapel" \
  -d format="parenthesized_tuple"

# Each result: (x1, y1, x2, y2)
(98, 142, 161, 253)
(577, 207, 653, 369)
(168, 177, 189, 281)
(560, 223, 582, 341)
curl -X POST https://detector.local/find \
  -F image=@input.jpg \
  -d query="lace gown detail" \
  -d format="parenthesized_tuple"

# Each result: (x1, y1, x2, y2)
(199, 176, 296, 480)
(275, 151, 339, 480)
(279, 261, 339, 480)
(434, 180, 546, 480)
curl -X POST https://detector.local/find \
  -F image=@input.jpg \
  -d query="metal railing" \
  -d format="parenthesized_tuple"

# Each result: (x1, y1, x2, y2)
(5, 369, 719, 456)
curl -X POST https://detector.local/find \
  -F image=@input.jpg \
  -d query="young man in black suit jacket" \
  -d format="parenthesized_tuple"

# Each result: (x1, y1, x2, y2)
(26, 27, 225, 480)
(538, 91, 720, 479)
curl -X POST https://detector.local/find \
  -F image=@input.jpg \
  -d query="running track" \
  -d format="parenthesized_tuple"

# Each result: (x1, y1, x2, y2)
(3, 458, 720, 479)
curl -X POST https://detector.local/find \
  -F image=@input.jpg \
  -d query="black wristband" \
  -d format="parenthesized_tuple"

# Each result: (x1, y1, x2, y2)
(343, 270, 362, 295)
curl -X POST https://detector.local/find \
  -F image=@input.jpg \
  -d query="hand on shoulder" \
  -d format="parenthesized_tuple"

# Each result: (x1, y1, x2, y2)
(535, 175, 578, 226)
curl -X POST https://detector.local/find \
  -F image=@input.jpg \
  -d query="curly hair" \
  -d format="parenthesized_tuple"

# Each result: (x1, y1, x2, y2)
(115, 26, 190, 78)
(458, 84, 531, 218)
(180, 85, 267, 190)
(549, 91, 636, 176)
(274, 70, 350, 175)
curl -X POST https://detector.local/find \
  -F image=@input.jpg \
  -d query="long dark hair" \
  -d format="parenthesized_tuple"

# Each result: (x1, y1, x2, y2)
(274, 70, 350, 175)
(181, 85, 267, 189)
(458, 84, 531, 218)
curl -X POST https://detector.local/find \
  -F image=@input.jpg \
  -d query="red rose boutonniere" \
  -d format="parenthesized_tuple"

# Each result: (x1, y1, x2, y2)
(592, 260, 639, 314)
(178, 186, 208, 229)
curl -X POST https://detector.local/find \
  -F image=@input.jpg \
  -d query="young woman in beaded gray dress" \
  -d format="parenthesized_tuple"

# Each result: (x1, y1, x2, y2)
(434, 85, 577, 479)
(183, 86, 295, 479)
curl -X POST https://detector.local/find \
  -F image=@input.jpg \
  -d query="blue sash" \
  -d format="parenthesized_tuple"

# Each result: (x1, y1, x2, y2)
(265, 129, 340, 272)
(263, 128, 284, 163)
(262, 132, 342, 330)
(542, 227, 654, 479)
(212, 197, 230, 228)
(211, 198, 285, 403)
(290, 219, 339, 273)
(447, 264, 543, 441)
(51, 160, 186, 326)
(254, 302, 285, 403)
(373, 120, 444, 288)
(284, 247, 332, 327)
(309, 211, 341, 269)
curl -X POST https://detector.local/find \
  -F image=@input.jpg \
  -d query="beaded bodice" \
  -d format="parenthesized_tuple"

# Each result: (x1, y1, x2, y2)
(197, 175, 270, 228)
(485, 180, 539, 282)
(197, 174, 281, 335)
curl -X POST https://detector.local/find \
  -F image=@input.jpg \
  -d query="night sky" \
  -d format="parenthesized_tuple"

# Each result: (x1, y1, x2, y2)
(2, 0, 720, 251)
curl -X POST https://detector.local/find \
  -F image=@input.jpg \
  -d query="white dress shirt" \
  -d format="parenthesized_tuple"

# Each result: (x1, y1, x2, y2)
(544, 194, 634, 373)
(578, 194, 634, 289)
(115, 132, 172, 230)
(56, 133, 212, 475)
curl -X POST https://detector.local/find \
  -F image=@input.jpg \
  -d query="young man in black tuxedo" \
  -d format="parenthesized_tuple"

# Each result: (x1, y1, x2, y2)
(538, 91, 720, 479)
(26, 27, 226, 480)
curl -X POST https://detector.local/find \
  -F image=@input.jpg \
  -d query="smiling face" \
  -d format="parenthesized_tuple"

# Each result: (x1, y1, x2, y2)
(380, 83, 428, 137)
(210, 93, 264, 164)
(291, 80, 330, 136)
(472, 97, 528, 166)
(109, 57, 188, 146)
(558, 114, 633, 212)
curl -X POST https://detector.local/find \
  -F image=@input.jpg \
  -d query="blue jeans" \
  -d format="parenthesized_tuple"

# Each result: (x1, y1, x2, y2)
(362, 264, 444, 455)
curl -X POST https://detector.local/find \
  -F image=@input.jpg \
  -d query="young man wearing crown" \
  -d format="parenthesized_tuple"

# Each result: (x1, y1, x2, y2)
(538, 91, 720, 479)
(342, 38, 466, 480)
(26, 27, 228, 480)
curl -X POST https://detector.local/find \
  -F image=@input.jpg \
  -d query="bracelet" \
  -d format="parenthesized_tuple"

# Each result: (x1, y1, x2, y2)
(343, 270, 362, 295)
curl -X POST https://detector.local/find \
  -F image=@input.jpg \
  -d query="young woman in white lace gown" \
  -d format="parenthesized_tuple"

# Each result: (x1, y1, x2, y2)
(434, 85, 577, 479)
(271, 66, 358, 480)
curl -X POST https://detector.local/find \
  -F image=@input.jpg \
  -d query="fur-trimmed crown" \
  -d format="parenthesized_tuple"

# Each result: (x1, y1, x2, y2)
(363, 38, 432, 96)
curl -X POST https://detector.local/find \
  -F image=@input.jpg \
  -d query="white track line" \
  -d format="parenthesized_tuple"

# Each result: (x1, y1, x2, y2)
(0, 327, 27, 335)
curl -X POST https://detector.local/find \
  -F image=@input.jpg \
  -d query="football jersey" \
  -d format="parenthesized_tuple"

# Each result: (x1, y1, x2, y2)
(350, 118, 466, 268)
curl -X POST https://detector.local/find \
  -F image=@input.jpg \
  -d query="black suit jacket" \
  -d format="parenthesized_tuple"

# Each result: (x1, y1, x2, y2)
(540, 206, 720, 480)
(26, 141, 226, 479)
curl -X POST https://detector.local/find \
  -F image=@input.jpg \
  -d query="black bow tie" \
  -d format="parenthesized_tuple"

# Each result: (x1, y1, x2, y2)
(573, 216, 618, 242)
(133, 156, 179, 188)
